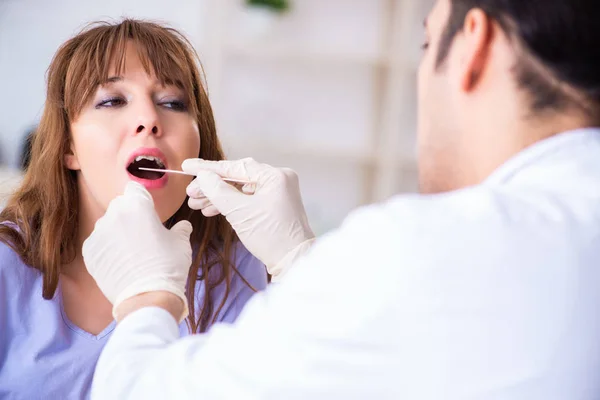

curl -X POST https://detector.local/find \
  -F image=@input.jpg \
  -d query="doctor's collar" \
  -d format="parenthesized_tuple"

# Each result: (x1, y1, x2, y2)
(483, 127, 600, 185)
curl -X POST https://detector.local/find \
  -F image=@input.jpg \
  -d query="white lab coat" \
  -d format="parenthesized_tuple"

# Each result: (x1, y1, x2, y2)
(92, 128, 600, 399)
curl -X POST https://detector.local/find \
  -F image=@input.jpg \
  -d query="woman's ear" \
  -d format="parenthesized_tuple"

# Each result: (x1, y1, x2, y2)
(64, 143, 81, 171)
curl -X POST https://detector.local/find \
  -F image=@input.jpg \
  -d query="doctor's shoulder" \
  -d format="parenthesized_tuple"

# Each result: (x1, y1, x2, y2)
(339, 186, 498, 232)
(334, 185, 568, 267)
(287, 187, 527, 312)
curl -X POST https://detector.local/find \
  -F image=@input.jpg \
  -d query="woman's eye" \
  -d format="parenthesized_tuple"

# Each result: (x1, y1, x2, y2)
(160, 100, 187, 112)
(96, 97, 126, 108)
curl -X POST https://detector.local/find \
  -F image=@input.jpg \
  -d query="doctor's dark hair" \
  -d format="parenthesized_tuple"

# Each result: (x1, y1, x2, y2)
(436, 0, 600, 117)
(0, 19, 254, 333)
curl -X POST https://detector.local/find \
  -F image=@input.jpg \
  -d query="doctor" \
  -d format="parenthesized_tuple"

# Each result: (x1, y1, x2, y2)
(83, 0, 600, 398)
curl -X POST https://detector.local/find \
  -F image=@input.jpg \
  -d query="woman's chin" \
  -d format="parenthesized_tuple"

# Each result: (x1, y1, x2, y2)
(127, 173, 169, 190)
(154, 198, 188, 224)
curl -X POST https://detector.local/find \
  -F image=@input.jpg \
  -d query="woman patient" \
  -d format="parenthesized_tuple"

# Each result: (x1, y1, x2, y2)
(0, 19, 267, 398)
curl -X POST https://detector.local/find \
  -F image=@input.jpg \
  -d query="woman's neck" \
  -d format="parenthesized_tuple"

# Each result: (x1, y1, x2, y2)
(62, 184, 104, 282)
(60, 252, 115, 334)
(58, 176, 115, 334)
(61, 252, 92, 282)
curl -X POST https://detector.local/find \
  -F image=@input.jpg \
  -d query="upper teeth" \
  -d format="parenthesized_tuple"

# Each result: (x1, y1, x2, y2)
(135, 155, 165, 168)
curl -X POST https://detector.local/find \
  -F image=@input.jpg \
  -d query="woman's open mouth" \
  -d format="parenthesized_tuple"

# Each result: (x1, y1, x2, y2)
(126, 149, 169, 189)
(127, 155, 166, 179)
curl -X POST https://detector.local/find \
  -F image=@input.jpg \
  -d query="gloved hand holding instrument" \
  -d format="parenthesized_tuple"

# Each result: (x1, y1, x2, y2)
(83, 158, 314, 323)
(144, 157, 316, 280)
(181, 157, 315, 282)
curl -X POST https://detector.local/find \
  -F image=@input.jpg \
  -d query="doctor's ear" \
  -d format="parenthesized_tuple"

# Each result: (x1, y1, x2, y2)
(64, 143, 81, 171)
(458, 9, 493, 92)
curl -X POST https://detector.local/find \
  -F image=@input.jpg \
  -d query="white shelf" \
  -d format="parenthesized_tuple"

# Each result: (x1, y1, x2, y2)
(223, 141, 375, 164)
(204, 0, 428, 213)
(222, 140, 418, 169)
(225, 42, 390, 67)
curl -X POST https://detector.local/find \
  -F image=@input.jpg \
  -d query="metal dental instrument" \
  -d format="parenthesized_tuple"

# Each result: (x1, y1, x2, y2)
(137, 167, 253, 185)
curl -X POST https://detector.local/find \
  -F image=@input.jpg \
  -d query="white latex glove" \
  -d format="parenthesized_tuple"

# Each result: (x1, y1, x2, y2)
(82, 181, 193, 322)
(182, 158, 315, 281)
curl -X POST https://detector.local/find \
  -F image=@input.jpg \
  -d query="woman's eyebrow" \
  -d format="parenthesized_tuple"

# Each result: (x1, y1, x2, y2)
(101, 76, 124, 85)
(158, 79, 185, 89)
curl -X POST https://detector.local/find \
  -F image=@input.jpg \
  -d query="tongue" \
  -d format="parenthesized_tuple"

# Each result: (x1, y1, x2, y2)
(136, 170, 164, 180)
(128, 159, 165, 180)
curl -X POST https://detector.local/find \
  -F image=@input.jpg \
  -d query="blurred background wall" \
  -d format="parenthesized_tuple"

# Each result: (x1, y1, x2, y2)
(0, 0, 434, 233)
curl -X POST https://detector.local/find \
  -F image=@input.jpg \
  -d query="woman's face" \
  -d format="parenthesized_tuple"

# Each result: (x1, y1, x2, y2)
(67, 41, 200, 223)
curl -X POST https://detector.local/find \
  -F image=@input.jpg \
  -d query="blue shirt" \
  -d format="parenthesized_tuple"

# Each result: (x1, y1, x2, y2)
(0, 240, 267, 399)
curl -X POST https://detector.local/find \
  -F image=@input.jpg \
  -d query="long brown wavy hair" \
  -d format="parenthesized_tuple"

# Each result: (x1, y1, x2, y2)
(0, 19, 246, 333)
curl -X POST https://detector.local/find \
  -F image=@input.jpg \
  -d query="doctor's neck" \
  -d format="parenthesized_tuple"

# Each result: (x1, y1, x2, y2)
(445, 102, 596, 195)
(474, 90, 595, 181)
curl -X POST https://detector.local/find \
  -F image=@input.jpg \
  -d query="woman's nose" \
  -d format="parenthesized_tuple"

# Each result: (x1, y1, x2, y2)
(133, 99, 162, 136)
(136, 124, 159, 135)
